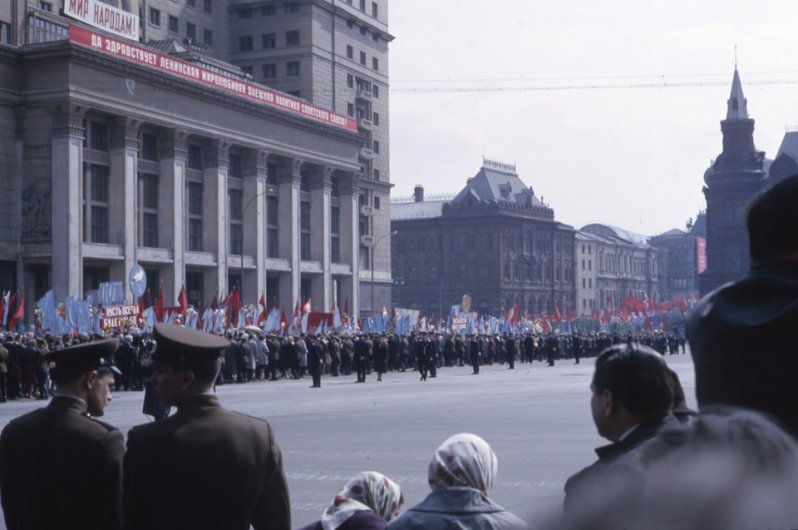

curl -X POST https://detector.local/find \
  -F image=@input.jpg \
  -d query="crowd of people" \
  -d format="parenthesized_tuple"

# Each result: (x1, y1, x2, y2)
(0, 174, 796, 529)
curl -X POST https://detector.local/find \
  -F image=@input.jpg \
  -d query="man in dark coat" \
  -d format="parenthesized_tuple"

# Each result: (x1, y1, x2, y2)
(123, 324, 291, 530)
(563, 343, 675, 525)
(0, 338, 124, 530)
(308, 335, 323, 388)
(688, 174, 798, 436)
(353, 334, 370, 383)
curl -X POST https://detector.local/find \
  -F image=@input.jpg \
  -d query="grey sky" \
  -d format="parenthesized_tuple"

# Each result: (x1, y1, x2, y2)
(388, 1, 798, 235)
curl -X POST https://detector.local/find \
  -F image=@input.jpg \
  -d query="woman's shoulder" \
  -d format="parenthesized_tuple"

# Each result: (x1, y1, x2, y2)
(339, 509, 388, 530)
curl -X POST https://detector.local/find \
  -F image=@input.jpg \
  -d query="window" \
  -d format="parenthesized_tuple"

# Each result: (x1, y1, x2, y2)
(263, 63, 276, 79)
(284, 2, 299, 13)
(168, 15, 178, 32)
(203, 29, 212, 46)
(186, 22, 196, 40)
(0, 22, 10, 44)
(373, 112, 379, 126)
(373, 196, 380, 209)
(187, 0, 195, 6)
(239, 35, 253, 51)
(261, 5, 274, 15)
(229, 189, 243, 255)
(372, 1, 378, 17)
(241, 65, 253, 75)
(347, 19, 354, 29)
(141, 133, 158, 160)
(238, 8, 252, 18)
(187, 182, 203, 251)
(372, 32, 379, 42)
(346, 45, 353, 59)
(373, 140, 380, 154)
(266, 162, 278, 185)
(359, 51, 366, 65)
(373, 169, 380, 180)
(285, 30, 299, 46)
(140, 173, 160, 248)
(372, 85, 379, 98)
(347, 74, 354, 87)
(149, 8, 160, 26)
(228, 154, 242, 178)
(331, 206, 340, 263)
(286, 61, 300, 77)
(87, 164, 109, 243)
(300, 171, 311, 191)
(88, 121, 108, 151)
(359, 0, 365, 10)
(267, 195, 279, 258)
(187, 144, 203, 169)
(372, 57, 378, 70)
(262, 33, 275, 49)
(203, 0, 211, 13)
(347, 103, 354, 117)
(360, 26, 366, 36)
(39, 1, 52, 10)
(300, 201, 311, 260)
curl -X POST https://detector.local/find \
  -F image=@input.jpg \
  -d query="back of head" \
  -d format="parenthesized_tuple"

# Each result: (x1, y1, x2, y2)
(747, 174, 798, 261)
(325, 471, 402, 523)
(428, 433, 497, 494)
(593, 343, 673, 417)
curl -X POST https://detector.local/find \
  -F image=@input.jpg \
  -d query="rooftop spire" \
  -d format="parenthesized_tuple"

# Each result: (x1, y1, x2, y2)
(726, 68, 749, 120)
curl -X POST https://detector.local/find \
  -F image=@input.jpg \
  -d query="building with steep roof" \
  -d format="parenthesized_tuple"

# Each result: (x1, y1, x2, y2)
(699, 68, 771, 295)
(390, 159, 575, 319)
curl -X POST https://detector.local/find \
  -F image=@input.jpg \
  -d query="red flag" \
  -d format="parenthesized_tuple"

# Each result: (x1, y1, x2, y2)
(279, 307, 288, 334)
(5, 293, 16, 326)
(258, 292, 267, 325)
(210, 290, 219, 311)
(178, 284, 188, 322)
(343, 298, 349, 326)
(231, 289, 241, 327)
(505, 303, 519, 326)
(8, 290, 24, 331)
(155, 281, 165, 322)
(553, 302, 562, 322)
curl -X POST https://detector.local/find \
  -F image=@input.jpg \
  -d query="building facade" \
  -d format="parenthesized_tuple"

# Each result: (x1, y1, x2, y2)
(0, 0, 391, 323)
(391, 160, 576, 319)
(577, 224, 661, 313)
(649, 225, 704, 301)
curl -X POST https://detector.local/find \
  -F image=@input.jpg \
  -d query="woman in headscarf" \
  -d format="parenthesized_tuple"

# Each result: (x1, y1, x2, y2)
(387, 433, 527, 530)
(298, 471, 403, 530)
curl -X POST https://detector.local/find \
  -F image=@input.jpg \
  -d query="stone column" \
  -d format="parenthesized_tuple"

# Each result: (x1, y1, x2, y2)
(110, 117, 140, 299)
(242, 149, 268, 304)
(205, 140, 230, 300)
(339, 172, 360, 319)
(310, 166, 332, 310)
(277, 159, 301, 310)
(51, 104, 85, 301)
(159, 129, 187, 304)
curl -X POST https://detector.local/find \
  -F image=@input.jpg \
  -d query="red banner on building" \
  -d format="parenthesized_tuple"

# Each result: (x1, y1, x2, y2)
(69, 25, 358, 132)
(696, 237, 707, 274)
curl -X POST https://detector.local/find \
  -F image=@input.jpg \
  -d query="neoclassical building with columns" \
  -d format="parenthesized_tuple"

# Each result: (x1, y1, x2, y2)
(0, 20, 387, 320)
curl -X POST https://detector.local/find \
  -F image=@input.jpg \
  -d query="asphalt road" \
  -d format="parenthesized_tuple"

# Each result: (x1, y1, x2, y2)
(0, 353, 696, 529)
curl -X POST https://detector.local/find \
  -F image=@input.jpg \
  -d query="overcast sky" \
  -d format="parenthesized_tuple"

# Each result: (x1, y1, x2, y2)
(387, 1, 798, 236)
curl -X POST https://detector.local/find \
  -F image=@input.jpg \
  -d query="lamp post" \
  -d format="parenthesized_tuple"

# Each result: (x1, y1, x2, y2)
(239, 190, 271, 302)
(371, 230, 397, 317)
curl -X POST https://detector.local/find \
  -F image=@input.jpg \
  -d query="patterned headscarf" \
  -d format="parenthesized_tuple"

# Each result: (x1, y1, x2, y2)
(320, 471, 403, 530)
(427, 433, 498, 494)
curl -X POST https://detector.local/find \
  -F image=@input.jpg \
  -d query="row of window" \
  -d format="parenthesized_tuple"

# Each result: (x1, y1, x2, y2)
(238, 30, 299, 52)
(345, 44, 379, 71)
(237, 3, 299, 18)
(343, 0, 379, 19)
(148, 8, 213, 45)
(186, 0, 213, 14)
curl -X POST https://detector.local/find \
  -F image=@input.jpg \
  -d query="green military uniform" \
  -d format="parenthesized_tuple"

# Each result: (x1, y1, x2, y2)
(123, 323, 290, 530)
(0, 340, 124, 530)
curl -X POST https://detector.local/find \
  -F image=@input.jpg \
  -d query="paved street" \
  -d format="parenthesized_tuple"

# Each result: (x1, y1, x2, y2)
(0, 353, 695, 528)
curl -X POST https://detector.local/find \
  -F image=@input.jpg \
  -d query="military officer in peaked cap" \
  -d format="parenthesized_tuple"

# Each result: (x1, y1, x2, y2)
(0, 338, 124, 530)
(123, 323, 291, 530)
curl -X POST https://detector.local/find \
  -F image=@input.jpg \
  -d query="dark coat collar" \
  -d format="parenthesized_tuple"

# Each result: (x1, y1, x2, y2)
(594, 412, 676, 461)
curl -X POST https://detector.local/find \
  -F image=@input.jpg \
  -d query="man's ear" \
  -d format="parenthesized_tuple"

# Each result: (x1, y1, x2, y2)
(84, 370, 99, 390)
(600, 389, 615, 418)
(181, 369, 195, 390)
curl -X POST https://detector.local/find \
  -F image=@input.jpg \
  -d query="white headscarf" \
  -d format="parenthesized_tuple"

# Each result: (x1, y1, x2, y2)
(320, 471, 403, 530)
(427, 433, 498, 494)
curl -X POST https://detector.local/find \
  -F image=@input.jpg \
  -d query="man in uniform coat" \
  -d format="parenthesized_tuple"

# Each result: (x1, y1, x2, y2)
(688, 175, 798, 436)
(123, 323, 291, 530)
(307, 334, 323, 388)
(0, 338, 124, 530)
(353, 333, 370, 383)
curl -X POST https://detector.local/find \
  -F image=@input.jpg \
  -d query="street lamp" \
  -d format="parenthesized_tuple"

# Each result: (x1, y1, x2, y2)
(371, 230, 397, 317)
(239, 190, 271, 302)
